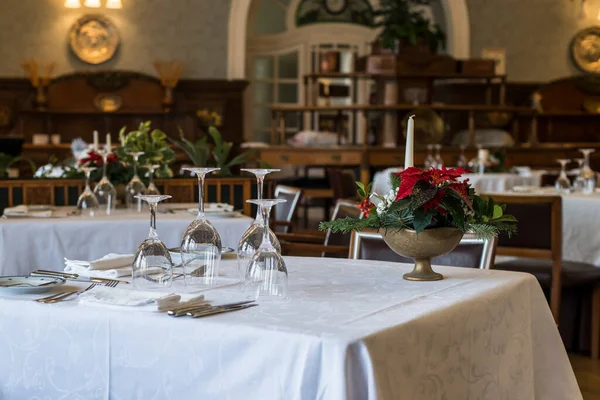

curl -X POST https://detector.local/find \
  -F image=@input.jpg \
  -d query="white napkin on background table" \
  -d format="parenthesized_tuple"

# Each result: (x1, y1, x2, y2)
(3, 205, 52, 218)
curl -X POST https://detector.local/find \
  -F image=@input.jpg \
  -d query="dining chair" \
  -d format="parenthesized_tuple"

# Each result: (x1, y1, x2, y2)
(273, 185, 302, 233)
(488, 194, 600, 358)
(278, 199, 362, 257)
(327, 168, 360, 201)
(348, 230, 497, 270)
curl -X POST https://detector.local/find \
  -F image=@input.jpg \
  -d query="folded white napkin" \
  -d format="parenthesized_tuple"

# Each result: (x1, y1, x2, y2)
(64, 263, 132, 278)
(78, 286, 206, 311)
(65, 253, 134, 271)
(204, 203, 234, 213)
(3, 205, 52, 218)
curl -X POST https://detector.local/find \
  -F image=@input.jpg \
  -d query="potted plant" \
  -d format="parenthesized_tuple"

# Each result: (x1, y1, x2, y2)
(172, 126, 255, 176)
(117, 121, 176, 179)
(370, 0, 445, 53)
(320, 167, 517, 281)
(0, 153, 35, 179)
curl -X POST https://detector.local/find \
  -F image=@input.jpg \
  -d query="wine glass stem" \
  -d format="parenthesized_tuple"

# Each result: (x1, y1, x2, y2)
(149, 170, 155, 187)
(84, 170, 91, 191)
(260, 204, 273, 248)
(197, 174, 206, 218)
(102, 154, 108, 178)
(133, 159, 138, 178)
(149, 203, 157, 236)
(255, 175, 265, 221)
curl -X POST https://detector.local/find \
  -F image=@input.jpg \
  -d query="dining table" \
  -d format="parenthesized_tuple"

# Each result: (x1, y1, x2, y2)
(0, 204, 253, 276)
(0, 257, 581, 399)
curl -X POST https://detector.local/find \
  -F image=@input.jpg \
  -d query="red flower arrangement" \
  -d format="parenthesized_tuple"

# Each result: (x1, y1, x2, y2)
(321, 166, 517, 239)
(78, 150, 118, 167)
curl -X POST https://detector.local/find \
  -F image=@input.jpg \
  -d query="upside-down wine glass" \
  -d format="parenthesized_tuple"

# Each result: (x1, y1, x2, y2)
(554, 159, 572, 194)
(434, 144, 444, 168)
(573, 158, 586, 191)
(132, 195, 173, 288)
(457, 145, 468, 169)
(77, 166, 99, 216)
(424, 145, 434, 169)
(145, 164, 161, 195)
(125, 152, 147, 212)
(579, 149, 597, 194)
(244, 199, 288, 301)
(93, 146, 117, 215)
(180, 168, 222, 287)
(237, 169, 282, 281)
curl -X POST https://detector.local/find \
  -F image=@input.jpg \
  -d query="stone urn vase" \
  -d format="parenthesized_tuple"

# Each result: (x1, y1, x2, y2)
(381, 227, 464, 281)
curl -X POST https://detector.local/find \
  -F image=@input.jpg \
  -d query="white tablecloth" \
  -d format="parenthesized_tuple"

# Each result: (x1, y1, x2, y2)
(0, 205, 252, 276)
(0, 258, 580, 399)
(372, 168, 542, 195)
(489, 189, 600, 266)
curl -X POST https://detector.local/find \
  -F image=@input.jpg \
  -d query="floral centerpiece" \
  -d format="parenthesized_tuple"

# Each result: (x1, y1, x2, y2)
(320, 166, 517, 281)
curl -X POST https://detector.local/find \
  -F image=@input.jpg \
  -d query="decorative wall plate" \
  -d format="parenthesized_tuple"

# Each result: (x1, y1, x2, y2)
(94, 94, 122, 112)
(571, 27, 600, 74)
(69, 15, 120, 65)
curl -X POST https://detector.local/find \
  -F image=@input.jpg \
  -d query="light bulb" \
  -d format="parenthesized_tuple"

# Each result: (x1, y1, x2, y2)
(64, 0, 81, 8)
(105, 0, 122, 8)
(84, 0, 101, 8)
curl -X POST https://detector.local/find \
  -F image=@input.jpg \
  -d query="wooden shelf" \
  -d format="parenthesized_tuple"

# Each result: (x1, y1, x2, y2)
(304, 72, 506, 80)
(271, 104, 534, 113)
(20, 109, 185, 117)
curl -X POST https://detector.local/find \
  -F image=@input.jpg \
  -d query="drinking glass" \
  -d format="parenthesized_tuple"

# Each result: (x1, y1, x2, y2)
(77, 166, 99, 216)
(579, 149, 597, 194)
(132, 195, 173, 288)
(573, 158, 586, 190)
(145, 164, 161, 195)
(554, 159, 572, 193)
(180, 167, 222, 287)
(457, 145, 468, 169)
(237, 168, 282, 281)
(434, 144, 444, 168)
(93, 147, 117, 215)
(244, 199, 288, 301)
(125, 152, 147, 212)
(424, 145, 434, 169)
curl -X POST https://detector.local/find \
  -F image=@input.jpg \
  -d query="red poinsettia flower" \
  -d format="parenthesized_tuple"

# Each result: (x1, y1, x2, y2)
(423, 188, 446, 212)
(78, 150, 118, 166)
(394, 167, 431, 201)
(448, 181, 472, 206)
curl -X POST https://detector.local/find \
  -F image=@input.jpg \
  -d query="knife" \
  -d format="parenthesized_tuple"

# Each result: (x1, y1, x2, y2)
(31, 270, 130, 284)
(167, 300, 255, 317)
(188, 303, 257, 318)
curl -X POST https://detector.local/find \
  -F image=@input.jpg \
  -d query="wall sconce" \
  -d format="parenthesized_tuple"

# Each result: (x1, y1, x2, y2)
(105, 0, 123, 9)
(64, 0, 81, 8)
(84, 0, 102, 7)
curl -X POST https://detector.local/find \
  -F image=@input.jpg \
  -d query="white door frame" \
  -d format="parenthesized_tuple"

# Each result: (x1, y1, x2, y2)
(228, 0, 471, 80)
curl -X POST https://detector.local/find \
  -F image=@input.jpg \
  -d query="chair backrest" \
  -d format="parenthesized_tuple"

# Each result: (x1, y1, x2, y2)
(349, 229, 498, 270)
(274, 185, 302, 233)
(327, 168, 358, 200)
(486, 195, 562, 261)
(322, 199, 362, 256)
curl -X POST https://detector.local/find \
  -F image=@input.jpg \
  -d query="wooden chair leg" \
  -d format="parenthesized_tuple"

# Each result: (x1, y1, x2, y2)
(592, 284, 600, 359)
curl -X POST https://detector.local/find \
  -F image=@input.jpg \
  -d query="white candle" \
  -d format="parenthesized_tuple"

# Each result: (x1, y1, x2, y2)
(404, 115, 415, 168)
(120, 134, 125, 147)
(477, 148, 489, 175)
(93, 130, 99, 151)
(106, 133, 111, 151)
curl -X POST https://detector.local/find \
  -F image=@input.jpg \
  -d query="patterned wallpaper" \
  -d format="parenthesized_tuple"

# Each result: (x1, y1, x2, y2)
(0, 0, 595, 82)
(467, 0, 598, 82)
(0, 0, 230, 79)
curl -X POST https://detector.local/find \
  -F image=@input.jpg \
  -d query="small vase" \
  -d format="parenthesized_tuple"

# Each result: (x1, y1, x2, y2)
(381, 227, 464, 281)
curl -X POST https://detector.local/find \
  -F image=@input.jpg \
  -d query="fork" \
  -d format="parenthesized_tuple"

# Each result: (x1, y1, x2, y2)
(36, 283, 98, 303)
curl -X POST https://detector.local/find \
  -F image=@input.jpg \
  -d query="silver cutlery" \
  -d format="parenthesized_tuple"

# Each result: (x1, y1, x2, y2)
(31, 270, 128, 285)
(188, 303, 257, 318)
(36, 283, 99, 303)
(167, 300, 255, 317)
(0, 281, 56, 288)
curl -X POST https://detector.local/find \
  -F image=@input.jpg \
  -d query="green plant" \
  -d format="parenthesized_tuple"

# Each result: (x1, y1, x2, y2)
(117, 121, 176, 178)
(0, 153, 35, 178)
(171, 127, 210, 167)
(370, 0, 445, 52)
(320, 167, 517, 240)
(173, 126, 256, 176)
(208, 126, 255, 176)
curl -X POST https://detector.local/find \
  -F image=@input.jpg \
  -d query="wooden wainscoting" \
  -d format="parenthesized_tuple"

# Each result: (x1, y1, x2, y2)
(0, 177, 256, 216)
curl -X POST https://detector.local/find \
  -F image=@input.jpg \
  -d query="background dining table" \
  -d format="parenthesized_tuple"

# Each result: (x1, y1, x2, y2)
(0, 257, 580, 399)
(0, 204, 253, 276)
